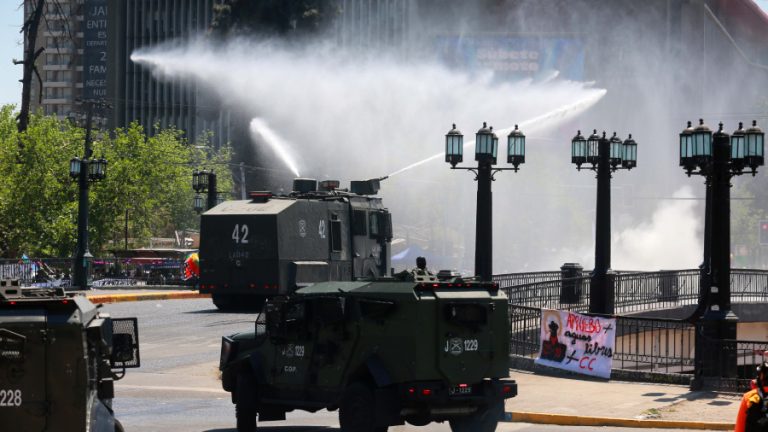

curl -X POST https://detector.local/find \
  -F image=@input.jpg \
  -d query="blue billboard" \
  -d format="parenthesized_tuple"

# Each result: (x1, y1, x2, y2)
(435, 35, 585, 82)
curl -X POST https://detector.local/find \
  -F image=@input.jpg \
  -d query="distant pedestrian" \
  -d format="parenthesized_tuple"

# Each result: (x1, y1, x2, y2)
(735, 356, 768, 432)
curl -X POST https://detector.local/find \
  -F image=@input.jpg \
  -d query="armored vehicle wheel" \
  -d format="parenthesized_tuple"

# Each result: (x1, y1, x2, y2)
(339, 382, 387, 432)
(213, 294, 236, 311)
(236, 373, 258, 432)
(448, 399, 503, 432)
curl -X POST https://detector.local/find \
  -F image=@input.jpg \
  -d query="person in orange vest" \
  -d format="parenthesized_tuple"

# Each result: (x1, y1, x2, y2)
(735, 359, 768, 432)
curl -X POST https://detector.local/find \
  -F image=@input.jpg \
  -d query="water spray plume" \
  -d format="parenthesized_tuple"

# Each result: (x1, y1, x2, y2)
(249, 118, 301, 178)
(387, 88, 607, 178)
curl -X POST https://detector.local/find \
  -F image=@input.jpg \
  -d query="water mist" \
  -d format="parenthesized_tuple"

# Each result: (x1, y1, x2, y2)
(131, 35, 702, 273)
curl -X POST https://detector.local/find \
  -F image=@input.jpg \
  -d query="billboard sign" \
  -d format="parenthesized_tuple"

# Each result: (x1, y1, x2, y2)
(83, 0, 108, 100)
(435, 35, 585, 82)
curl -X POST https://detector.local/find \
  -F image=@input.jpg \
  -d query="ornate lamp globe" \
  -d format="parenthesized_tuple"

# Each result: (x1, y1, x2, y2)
(745, 120, 765, 174)
(621, 134, 637, 170)
(475, 122, 496, 164)
(692, 119, 713, 168)
(507, 125, 525, 170)
(445, 124, 463, 168)
(586, 130, 601, 167)
(609, 132, 623, 168)
(571, 130, 587, 169)
(69, 156, 82, 179)
(730, 122, 746, 172)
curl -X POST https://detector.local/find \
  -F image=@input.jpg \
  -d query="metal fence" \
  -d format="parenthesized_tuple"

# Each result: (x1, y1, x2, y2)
(0, 257, 188, 287)
(695, 335, 768, 392)
(497, 268, 768, 315)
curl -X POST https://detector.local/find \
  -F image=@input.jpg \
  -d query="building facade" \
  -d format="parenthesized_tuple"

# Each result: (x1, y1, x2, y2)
(25, 0, 84, 119)
(107, 0, 230, 146)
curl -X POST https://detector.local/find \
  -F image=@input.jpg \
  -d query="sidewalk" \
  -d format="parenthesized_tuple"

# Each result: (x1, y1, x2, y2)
(506, 369, 740, 430)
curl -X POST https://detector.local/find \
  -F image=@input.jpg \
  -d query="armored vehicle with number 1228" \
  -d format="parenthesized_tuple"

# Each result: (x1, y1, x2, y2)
(218, 272, 516, 432)
(0, 282, 140, 432)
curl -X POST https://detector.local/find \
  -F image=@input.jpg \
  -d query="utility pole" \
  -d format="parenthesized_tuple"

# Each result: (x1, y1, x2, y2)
(70, 101, 108, 290)
(240, 162, 246, 200)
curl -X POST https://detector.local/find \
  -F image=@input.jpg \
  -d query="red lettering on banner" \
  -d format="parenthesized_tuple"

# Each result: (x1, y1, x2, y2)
(566, 313, 603, 334)
(578, 356, 596, 371)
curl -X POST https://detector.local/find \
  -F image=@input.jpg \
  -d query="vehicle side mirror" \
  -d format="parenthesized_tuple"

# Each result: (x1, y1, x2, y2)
(110, 318, 140, 368)
(112, 334, 134, 363)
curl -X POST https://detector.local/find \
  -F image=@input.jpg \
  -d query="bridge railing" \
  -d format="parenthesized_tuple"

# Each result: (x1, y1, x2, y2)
(497, 268, 768, 315)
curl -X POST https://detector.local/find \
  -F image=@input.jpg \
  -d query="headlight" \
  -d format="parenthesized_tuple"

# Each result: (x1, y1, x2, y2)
(219, 336, 238, 370)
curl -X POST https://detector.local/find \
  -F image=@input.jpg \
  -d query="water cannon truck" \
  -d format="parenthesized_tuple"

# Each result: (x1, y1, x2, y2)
(198, 177, 393, 310)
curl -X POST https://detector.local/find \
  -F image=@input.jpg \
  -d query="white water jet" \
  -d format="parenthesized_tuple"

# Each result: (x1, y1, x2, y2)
(131, 38, 608, 181)
(387, 88, 606, 177)
(249, 118, 301, 178)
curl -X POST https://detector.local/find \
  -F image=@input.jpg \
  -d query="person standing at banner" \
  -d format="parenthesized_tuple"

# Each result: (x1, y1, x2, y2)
(735, 357, 768, 432)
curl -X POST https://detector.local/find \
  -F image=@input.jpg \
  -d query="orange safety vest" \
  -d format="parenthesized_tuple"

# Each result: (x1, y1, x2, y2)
(735, 387, 768, 432)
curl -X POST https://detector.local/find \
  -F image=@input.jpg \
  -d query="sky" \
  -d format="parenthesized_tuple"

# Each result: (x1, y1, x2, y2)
(0, 1, 767, 106)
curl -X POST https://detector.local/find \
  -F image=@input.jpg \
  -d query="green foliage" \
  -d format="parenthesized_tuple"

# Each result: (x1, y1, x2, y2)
(0, 106, 232, 258)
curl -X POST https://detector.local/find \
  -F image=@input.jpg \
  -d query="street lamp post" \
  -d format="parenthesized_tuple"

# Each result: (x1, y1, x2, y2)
(69, 107, 108, 290)
(192, 169, 219, 212)
(680, 119, 764, 381)
(445, 122, 526, 282)
(571, 130, 637, 314)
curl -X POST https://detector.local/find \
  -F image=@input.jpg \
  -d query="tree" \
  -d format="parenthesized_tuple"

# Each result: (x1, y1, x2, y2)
(15, 0, 46, 135)
(0, 106, 232, 257)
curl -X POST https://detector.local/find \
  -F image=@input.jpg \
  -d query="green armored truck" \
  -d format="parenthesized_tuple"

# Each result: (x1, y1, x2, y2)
(0, 282, 140, 432)
(218, 273, 516, 432)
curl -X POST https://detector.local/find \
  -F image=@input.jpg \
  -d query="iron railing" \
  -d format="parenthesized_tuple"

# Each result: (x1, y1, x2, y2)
(694, 335, 768, 392)
(497, 268, 768, 315)
(0, 257, 188, 287)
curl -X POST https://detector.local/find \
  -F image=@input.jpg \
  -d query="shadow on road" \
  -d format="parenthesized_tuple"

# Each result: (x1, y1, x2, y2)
(183, 308, 261, 315)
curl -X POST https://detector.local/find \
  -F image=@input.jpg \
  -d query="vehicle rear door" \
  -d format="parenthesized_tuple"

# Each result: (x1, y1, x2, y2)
(0, 308, 47, 431)
(434, 289, 495, 386)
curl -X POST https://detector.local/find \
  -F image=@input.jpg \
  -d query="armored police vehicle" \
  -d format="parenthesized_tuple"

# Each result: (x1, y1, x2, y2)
(218, 270, 517, 432)
(199, 177, 392, 310)
(0, 281, 140, 432)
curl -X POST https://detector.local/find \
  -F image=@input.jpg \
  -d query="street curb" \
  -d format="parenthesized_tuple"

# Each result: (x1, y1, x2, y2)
(505, 411, 732, 430)
(86, 291, 211, 304)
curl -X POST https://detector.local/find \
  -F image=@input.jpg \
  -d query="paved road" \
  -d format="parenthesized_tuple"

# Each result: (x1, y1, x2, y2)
(103, 298, 708, 432)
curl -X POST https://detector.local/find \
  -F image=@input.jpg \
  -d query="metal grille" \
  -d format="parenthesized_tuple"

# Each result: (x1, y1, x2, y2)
(0, 329, 25, 363)
(111, 318, 140, 369)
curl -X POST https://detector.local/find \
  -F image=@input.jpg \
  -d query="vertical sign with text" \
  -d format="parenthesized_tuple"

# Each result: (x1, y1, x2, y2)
(83, 0, 108, 100)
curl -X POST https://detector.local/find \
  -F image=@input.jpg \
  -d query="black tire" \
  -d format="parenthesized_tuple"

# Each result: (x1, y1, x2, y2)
(213, 294, 235, 311)
(339, 382, 382, 432)
(114, 418, 125, 432)
(236, 373, 258, 432)
(449, 399, 503, 432)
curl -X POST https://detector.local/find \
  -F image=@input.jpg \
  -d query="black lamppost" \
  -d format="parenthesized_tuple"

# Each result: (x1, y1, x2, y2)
(68, 107, 108, 290)
(571, 130, 637, 314)
(192, 169, 218, 211)
(680, 119, 764, 380)
(445, 122, 526, 282)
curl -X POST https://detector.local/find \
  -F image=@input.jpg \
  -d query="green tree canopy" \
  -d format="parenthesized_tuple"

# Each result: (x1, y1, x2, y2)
(0, 106, 232, 257)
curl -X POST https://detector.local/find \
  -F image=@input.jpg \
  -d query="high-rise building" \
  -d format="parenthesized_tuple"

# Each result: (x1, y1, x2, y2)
(107, 0, 231, 146)
(24, 0, 84, 119)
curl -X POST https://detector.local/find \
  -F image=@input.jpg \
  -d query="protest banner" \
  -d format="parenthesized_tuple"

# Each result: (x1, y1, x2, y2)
(534, 308, 616, 379)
